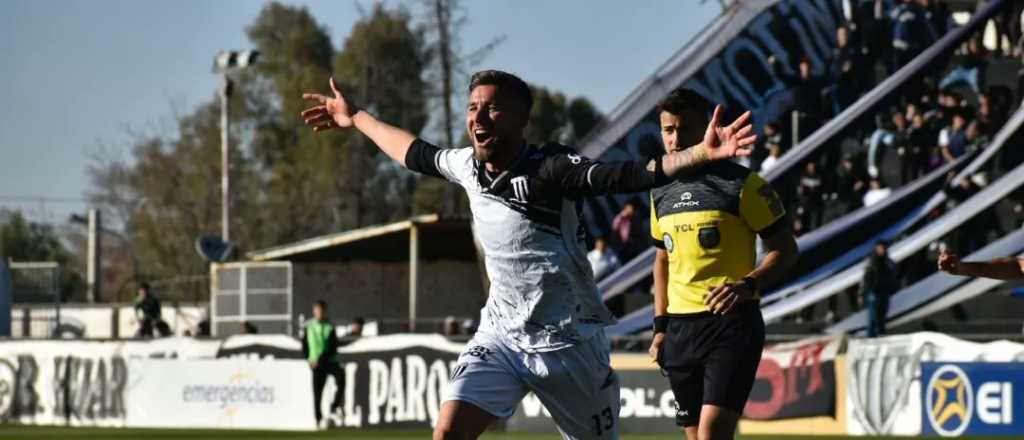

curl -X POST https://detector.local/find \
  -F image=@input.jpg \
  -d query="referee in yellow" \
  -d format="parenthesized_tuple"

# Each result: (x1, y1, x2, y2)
(647, 89, 798, 440)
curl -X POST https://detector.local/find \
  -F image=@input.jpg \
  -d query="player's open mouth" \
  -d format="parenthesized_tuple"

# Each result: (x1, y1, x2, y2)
(474, 129, 493, 144)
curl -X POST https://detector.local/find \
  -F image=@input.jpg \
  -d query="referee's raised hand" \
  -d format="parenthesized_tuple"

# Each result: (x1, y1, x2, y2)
(301, 77, 360, 132)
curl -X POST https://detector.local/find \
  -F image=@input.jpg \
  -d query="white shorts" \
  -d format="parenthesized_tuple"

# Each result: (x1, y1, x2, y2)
(444, 330, 620, 440)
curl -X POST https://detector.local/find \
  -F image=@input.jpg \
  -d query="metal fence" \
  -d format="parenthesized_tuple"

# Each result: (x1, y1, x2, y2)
(211, 262, 292, 336)
(8, 262, 61, 337)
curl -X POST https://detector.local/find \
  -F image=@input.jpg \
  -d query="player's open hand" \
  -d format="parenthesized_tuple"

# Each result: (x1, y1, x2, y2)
(938, 249, 960, 275)
(648, 333, 665, 363)
(705, 281, 753, 315)
(703, 105, 756, 161)
(301, 77, 359, 132)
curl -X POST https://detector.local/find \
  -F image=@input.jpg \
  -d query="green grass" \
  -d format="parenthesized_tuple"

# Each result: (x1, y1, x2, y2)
(0, 426, 1014, 440)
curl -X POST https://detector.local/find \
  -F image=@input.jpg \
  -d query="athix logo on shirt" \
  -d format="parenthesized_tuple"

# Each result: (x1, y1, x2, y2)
(673, 191, 700, 209)
(511, 176, 529, 203)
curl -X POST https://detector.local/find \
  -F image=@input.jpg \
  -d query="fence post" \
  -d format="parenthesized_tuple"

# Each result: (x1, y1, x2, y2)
(112, 305, 120, 339)
(791, 110, 800, 148)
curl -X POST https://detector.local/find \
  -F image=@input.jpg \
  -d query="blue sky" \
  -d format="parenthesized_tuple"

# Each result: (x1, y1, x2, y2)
(0, 0, 720, 225)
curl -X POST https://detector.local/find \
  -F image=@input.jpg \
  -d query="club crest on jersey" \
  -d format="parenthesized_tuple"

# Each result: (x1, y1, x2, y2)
(567, 153, 583, 165)
(663, 233, 674, 252)
(673, 191, 700, 209)
(698, 226, 720, 248)
(511, 176, 529, 203)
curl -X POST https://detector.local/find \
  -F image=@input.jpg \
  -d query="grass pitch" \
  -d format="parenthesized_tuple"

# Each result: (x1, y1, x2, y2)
(0, 426, 1012, 440)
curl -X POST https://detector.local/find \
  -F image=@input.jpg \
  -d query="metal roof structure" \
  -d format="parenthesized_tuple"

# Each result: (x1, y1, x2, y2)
(246, 214, 477, 263)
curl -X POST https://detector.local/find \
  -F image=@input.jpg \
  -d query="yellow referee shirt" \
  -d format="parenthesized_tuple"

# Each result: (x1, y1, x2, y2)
(650, 161, 786, 314)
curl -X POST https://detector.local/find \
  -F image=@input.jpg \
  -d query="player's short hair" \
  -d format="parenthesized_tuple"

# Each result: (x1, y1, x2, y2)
(469, 70, 533, 111)
(658, 88, 713, 121)
(314, 300, 327, 309)
(139, 282, 151, 292)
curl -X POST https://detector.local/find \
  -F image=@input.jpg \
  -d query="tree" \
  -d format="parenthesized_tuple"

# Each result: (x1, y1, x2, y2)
(526, 86, 604, 146)
(245, 2, 351, 238)
(86, 2, 434, 301)
(416, 0, 503, 218)
(88, 98, 266, 301)
(333, 3, 430, 225)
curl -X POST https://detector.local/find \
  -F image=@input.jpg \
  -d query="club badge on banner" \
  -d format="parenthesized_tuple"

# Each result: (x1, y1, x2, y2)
(921, 362, 1023, 437)
(845, 332, 1024, 436)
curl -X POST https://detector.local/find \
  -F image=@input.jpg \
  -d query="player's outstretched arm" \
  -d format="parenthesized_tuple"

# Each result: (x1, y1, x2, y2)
(660, 105, 756, 178)
(938, 250, 1024, 280)
(554, 105, 756, 197)
(301, 77, 416, 167)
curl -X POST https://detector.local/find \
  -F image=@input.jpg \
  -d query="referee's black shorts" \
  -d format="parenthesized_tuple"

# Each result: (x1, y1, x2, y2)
(656, 301, 765, 427)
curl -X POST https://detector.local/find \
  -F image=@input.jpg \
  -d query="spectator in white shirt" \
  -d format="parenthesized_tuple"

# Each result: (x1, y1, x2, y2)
(863, 178, 892, 207)
(760, 143, 782, 173)
(587, 237, 621, 281)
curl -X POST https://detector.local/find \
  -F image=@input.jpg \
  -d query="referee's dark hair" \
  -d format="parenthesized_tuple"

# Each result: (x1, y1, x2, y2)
(469, 70, 533, 112)
(314, 299, 327, 309)
(658, 88, 713, 121)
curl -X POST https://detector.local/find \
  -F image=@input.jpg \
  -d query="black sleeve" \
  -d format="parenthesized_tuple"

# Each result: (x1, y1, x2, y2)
(652, 236, 666, 249)
(541, 147, 664, 198)
(757, 216, 788, 239)
(404, 138, 445, 179)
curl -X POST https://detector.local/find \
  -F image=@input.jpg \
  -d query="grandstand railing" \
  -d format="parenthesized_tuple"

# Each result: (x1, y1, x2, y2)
(762, 0, 1008, 182)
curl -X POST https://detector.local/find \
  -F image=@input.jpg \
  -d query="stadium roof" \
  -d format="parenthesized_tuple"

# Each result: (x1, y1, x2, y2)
(246, 214, 477, 263)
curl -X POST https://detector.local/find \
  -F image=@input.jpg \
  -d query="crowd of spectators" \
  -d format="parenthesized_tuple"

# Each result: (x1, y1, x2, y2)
(590, 1, 1024, 331)
(751, 0, 1019, 241)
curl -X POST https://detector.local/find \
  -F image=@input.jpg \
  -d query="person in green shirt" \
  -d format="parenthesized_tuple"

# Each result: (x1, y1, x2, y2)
(301, 300, 343, 426)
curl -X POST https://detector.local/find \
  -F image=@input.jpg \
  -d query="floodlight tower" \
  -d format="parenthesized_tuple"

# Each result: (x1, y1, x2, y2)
(212, 50, 259, 243)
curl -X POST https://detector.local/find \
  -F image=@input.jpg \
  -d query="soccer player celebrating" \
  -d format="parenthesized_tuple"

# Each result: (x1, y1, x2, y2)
(938, 249, 1024, 280)
(647, 89, 797, 440)
(301, 71, 755, 440)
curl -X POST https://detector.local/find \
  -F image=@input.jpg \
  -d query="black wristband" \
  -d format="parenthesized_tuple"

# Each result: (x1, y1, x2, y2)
(653, 315, 669, 334)
(651, 155, 669, 185)
(742, 276, 759, 292)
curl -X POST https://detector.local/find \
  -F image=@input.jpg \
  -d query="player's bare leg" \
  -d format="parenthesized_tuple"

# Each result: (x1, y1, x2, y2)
(433, 400, 497, 440)
(696, 405, 741, 440)
(682, 425, 699, 440)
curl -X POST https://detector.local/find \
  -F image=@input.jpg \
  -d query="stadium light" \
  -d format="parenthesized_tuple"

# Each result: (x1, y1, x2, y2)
(212, 50, 259, 245)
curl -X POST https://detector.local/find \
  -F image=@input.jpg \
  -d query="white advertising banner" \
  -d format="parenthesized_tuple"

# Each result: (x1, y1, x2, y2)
(845, 332, 1024, 436)
(126, 359, 314, 430)
(0, 338, 222, 426)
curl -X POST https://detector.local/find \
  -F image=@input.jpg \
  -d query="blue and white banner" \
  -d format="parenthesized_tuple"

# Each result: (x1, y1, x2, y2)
(921, 362, 1024, 437)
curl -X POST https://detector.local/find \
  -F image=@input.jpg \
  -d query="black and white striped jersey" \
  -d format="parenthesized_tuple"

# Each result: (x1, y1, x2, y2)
(406, 138, 661, 353)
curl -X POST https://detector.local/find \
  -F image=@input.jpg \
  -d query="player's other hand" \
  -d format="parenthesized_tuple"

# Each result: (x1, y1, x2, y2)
(309, 360, 319, 369)
(648, 332, 665, 363)
(938, 250, 960, 275)
(703, 105, 756, 161)
(301, 77, 360, 132)
(705, 281, 753, 315)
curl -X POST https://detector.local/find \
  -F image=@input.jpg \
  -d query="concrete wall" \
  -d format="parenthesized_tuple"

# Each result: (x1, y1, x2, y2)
(291, 260, 485, 330)
(12, 303, 205, 338)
